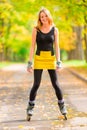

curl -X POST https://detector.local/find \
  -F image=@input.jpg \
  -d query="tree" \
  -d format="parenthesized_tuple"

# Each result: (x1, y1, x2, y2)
(0, 0, 87, 62)
(82, 0, 87, 62)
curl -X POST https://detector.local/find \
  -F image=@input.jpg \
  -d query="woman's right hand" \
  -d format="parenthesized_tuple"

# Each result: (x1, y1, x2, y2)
(27, 67, 33, 73)
(27, 61, 33, 73)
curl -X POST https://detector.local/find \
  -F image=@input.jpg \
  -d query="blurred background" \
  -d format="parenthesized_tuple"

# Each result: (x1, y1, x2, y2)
(0, 0, 87, 70)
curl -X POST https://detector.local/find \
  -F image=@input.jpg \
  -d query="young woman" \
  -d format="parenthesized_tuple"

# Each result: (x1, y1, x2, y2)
(27, 8, 67, 121)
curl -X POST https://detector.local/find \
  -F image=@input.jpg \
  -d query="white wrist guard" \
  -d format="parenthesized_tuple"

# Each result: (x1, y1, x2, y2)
(27, 61, 32, 69)
(56, 61, 62, 68)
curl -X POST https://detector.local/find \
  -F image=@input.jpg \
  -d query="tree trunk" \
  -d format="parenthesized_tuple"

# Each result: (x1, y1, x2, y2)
(84, 16, 87, 62)
(68, 26, 84, 60)
(0, 17, 5, 61)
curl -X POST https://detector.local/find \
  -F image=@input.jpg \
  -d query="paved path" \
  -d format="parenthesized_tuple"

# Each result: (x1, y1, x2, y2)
(0, 64, 87, 130)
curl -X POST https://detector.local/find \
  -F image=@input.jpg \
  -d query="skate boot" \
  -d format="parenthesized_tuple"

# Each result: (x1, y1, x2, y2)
(58, 102, 67, 120)
(27, 102, 35, 121)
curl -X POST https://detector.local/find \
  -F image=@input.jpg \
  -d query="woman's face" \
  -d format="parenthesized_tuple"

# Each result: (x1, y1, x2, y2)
(39, 11, 49, 25)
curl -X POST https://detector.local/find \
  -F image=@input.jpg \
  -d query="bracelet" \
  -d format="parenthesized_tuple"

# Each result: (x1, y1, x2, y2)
(27, 61, 32, 68)
(56, 61, 62, 68)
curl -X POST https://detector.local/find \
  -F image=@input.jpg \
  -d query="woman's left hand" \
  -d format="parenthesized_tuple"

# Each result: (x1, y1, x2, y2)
(56, 66, 63, 72)
(56, 61, 63, 72)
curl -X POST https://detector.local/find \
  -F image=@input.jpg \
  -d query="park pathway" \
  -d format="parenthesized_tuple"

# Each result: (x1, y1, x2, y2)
(0, 64, 87, 130)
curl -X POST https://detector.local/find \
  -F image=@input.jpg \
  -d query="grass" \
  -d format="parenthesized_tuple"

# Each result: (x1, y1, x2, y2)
(0, 60, 87, 68)
(0, 61, 23, 69)
(0, 62, 12, 68)
(63, 60, 87, 68)
(0, 60, 87, 77)
(63, 60, 87, 77)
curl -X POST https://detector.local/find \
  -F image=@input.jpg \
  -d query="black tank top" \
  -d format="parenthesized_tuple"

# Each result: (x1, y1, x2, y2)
(36, 27, 55, 55)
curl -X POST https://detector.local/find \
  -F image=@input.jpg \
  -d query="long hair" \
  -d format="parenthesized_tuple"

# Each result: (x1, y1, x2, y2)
(36, 8, 54, 29)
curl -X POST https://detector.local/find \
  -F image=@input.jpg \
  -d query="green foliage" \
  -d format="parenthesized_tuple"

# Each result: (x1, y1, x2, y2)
(0, 0, 87, 61)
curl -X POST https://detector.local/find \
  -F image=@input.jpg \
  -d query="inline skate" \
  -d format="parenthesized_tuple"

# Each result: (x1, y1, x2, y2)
(58, 102, 67, 120)
(27, 102, 35, 121)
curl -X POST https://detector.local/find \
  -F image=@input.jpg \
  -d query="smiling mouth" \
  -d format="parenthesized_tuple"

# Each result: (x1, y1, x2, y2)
(42, 20, 47, 22)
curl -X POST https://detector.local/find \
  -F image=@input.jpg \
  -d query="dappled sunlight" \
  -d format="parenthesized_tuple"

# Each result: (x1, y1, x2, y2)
(0, 65, 87, 128)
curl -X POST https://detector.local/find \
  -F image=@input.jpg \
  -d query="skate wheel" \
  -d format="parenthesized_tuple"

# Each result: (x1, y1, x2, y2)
(27, 115, 31, 121)
(64, 114, 67, 120)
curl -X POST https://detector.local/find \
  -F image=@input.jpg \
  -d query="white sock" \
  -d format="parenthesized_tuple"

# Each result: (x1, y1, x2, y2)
(58, 99, 64, 103)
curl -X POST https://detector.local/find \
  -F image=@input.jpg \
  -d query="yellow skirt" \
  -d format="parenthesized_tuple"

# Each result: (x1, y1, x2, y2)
(34, 51, 56, 69)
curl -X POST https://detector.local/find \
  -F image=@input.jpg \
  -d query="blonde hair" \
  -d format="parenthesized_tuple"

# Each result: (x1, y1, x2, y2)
(36, 8, 54, 29)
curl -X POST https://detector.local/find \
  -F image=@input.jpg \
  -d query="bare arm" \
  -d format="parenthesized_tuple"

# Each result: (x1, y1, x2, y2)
(27, 27, 37, 72)
(28, 27, 37, 62)
(54, 27, 60, 61)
